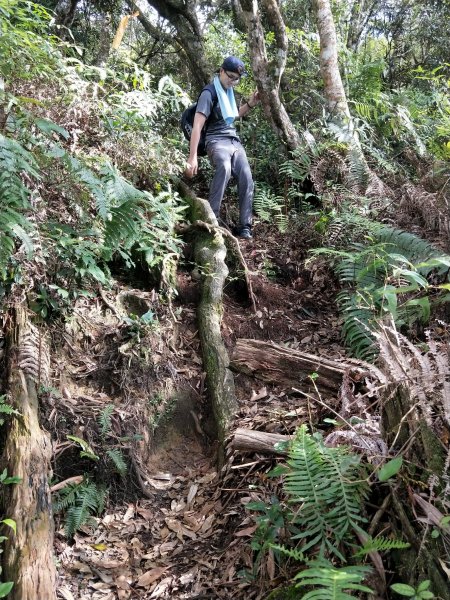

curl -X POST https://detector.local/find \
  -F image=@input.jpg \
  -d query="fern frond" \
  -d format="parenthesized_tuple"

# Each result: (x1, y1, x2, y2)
(253, 186, 287, 231)
(64, 481, 100, 538)
(354, 536, 410, 557)
(294, 559, 372, 599)
(271, 544, 304, 563)
(106, 448, 127, 477)
(98, 404, 114, 437)
(0, 134, 37, 273)
(285, 426, 368, 558)
(67, 435, 99, 461)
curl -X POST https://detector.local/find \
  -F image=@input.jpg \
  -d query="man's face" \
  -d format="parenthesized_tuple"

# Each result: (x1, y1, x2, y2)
(219, 68, 241, 89)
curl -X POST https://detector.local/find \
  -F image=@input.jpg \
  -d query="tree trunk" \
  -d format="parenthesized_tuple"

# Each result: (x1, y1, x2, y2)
(53, 0, 80, 27)
(313, 0, 369, 159)
(1, 307, 56, 600)
(145, 0, 211, 91)
(176, 181, 238, 458)
(230, 338, 384, 394)
(233, 0, 300, 151)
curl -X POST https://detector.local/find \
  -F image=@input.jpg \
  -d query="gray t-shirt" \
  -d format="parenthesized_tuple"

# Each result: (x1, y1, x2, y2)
(196, 88, 240, 145)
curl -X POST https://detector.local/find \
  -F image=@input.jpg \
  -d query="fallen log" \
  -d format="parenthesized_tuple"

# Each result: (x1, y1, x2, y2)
(230, 338, 384, 393)
(1, 306, 57, 599)
(230, 427, 292, 454)
(176, 180, 238, 454)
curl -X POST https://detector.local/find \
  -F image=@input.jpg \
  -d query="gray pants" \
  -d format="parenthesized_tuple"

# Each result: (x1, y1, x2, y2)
(207, 138, 253, 227)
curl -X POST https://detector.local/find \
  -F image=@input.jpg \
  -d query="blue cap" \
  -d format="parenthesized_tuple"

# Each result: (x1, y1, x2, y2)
(221, 56, 247, 76)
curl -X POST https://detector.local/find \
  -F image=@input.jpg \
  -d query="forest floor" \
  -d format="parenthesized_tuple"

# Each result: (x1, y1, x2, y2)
(52, 207, 356, 600)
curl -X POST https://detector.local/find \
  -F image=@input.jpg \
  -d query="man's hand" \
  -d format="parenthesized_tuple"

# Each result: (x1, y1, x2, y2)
(184, 157, 198, 178)
(249, 90, 260, 106)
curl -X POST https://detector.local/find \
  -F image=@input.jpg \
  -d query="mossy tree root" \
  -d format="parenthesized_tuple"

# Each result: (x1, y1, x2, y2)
(176, 181, 238, 457)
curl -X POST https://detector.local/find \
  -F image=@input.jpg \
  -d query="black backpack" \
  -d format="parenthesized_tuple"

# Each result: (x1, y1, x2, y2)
(180, 84, 218, 156)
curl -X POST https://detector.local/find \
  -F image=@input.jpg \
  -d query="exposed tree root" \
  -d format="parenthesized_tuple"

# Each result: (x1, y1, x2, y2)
(175, 180, 239, 460)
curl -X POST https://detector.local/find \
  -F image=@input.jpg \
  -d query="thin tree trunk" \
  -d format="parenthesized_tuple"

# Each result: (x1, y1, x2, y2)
(234, 0, 300, 151)
(145, 0, 211, 91)
(313, 0, 357, 138)
(1, 307, 56, 600)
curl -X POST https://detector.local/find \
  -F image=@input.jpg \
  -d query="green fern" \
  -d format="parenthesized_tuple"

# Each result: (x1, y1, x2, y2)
(98, 404, 115, 437)
(253, 186, 288, 232)
(106, 448, 127, 477)
(67, 435, 99, 461)
(54, 480, 107, 538)
(0, 135, 37, 275)
(294, 559, 372, 599)
(354, 536, 410, 557)
(312, 216, 447, 359)
(283, 425, 368, 559)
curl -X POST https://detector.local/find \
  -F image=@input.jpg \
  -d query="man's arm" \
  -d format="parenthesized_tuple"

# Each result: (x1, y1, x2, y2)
(238, 90, 260, 118)
(185, 112, 207, 179)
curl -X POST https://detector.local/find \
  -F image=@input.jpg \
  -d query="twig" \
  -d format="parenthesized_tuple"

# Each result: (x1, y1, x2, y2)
(388, 402, 420, 453)
(368, 492, 391, 536)
(50, 475, 84, 493)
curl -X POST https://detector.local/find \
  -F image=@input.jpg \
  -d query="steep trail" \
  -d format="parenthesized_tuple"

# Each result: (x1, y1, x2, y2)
(54, 214, 350, 599)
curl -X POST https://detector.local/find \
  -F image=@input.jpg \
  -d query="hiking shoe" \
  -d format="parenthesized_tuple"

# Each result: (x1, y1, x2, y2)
(236, 225, 253, 239)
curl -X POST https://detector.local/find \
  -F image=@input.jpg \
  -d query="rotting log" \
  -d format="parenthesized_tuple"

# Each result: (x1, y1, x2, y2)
(175, 180, 238, 454)
(230, 338, 384, 394)
(1, 306, 57, 600)
(231, 428, 292, 454)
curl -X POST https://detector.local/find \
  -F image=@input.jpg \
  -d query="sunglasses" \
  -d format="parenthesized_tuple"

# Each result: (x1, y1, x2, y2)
(224, 70, 241, 82)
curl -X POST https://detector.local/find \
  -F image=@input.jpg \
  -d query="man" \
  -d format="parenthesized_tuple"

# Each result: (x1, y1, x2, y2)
(185, 56, 259, 239)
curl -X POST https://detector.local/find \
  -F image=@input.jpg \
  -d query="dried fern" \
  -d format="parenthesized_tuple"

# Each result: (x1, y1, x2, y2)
(18, 321, 50, 386)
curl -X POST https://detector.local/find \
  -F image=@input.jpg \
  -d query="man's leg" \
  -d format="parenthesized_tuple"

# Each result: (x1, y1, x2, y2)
(207, 140, 233, 218)
(232, 141, 254, 228)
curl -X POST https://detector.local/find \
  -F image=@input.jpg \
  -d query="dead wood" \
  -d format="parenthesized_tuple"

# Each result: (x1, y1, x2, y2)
(230, 338, 384, 393)
(230, 427, 291, 454)
(175, 180, 238, 453)
(1, 306, 57, 600)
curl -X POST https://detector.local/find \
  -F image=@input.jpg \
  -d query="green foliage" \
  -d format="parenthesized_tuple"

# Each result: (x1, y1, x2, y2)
(282, 425, 368, 559)
(253, 186, 288, 232)
(391, 580, 434, 600)
(0, 135, 37, 278)
(354, 536, 410, 557)
(54, 479, 107, 538)
(244, 497, 286, 578)
(0, 395, 21, 426)
(311, 215, 450, 359)
(0, 0, 62, 81)
(293, 559, 372, 599)
(105, 449, 127, 478)
(0, 460, 20, 597)
(378, 456, 403, 482)
(98, 404, 115, 437)
(67, 435, 99, 461)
